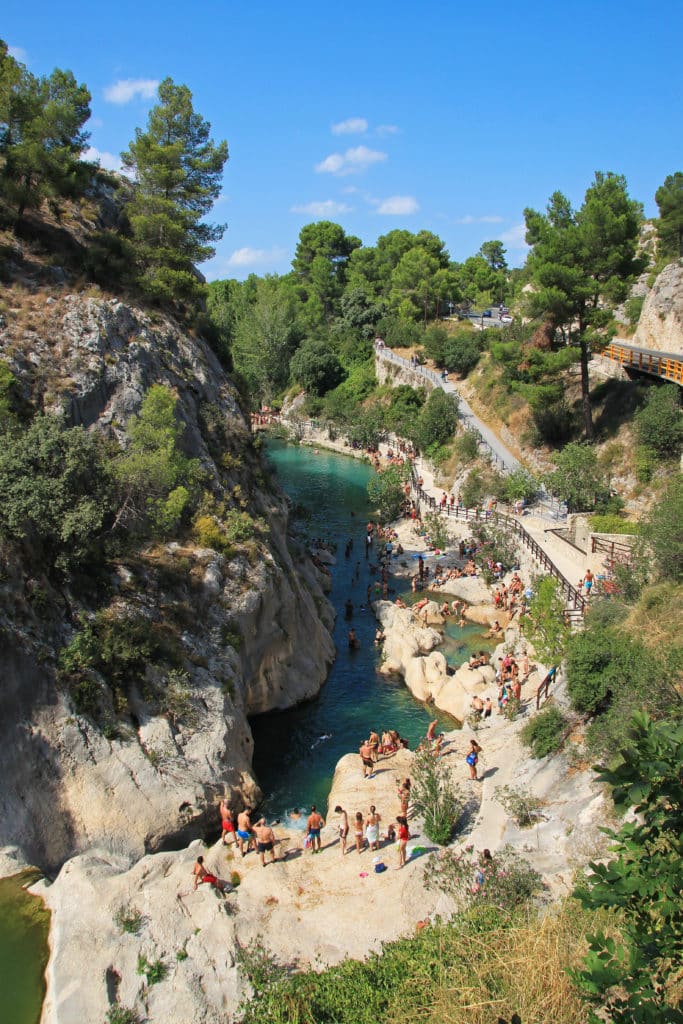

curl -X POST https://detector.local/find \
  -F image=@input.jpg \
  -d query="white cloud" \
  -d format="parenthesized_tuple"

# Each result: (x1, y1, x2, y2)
(290, 199, 352, 216)
(500, 223, 529, 247)
(82, 146, 126, 175)
(8, 45, 27, 61)
(104, 78, 159, 104)
(457, 214, 504, 224)
(376, 195, 419, 216)
(331, 117, 368, 135)
(226, 246, 288, 268)
(315, 145, 387, 176)
(376, 124, 399, 136)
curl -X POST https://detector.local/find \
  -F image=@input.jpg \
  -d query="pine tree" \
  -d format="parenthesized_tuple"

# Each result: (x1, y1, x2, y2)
(122, 77, 228, 305)
(0, 40, 91, 221)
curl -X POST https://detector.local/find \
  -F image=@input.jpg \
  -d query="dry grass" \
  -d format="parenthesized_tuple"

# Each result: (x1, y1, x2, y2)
(416, 903, 603, 1024)
(623, 583, 683, 662)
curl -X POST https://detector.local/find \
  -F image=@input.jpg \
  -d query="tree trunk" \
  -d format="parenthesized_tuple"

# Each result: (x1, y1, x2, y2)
(579, 337, 594, 440)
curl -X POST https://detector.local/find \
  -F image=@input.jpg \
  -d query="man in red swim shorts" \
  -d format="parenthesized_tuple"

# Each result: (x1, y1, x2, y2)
(192, 855, 225, 892)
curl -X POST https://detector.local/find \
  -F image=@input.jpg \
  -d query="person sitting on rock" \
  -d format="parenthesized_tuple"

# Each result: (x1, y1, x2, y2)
(193, 855, 226, 892)
(484, 620, 503, 639)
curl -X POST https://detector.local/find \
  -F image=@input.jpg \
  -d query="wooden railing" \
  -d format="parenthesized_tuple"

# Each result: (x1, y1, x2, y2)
(591, 535, 636, 562)
(536, 667, 558, 709)
(412, 485, 587, 615)
(603, 341, 683, 385)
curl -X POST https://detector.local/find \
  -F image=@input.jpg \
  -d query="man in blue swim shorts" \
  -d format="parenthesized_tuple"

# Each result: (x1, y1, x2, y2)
(236, 808, 254, 857)
(307, 805, 325, 854)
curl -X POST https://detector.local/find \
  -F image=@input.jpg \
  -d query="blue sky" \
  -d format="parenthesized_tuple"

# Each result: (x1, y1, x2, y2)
(4, 0, 682, 280)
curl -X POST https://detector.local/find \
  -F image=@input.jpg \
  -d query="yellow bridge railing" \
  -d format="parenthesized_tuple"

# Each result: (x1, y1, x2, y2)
(603, 341, 683, 384)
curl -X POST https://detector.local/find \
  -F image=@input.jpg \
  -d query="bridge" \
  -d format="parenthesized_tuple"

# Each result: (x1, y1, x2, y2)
(603, 340, 683, 385)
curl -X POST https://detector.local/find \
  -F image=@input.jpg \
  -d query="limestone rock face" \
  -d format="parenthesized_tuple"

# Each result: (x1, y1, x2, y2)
(0, 293, 335, 871)
(633, 261, 683, 354)
(375, 603, 470, 719)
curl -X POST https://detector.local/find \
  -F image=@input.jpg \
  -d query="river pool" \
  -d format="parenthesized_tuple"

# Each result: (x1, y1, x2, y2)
(251, 441, 487, 821)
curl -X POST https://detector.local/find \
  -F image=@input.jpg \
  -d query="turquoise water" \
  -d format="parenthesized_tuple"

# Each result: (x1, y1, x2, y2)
(0, 872, 50, 1024)
(251, 441, 484, 820)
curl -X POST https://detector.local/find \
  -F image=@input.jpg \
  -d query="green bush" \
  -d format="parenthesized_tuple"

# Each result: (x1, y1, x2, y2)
(106, 1008, 141, 1024)
(410, 744, 462, 844)
(136, 954, 167, 986)
(495, 785, 545, 827)
(454, 430, 480, 465)
(634, 382, 682, 458)
(0, 414, 114, 573)
(521, 706, 568, 758)
(624, 294, 644, 327)
(113, 905, 143, 935)
(425, 842, 544, 911)
(442, 332, 484, 376)
(588, 514, 639, 535)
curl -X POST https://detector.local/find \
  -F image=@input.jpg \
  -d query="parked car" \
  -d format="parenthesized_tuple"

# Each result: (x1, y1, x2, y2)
(501, 314, 513, 324)
(482, 309, 492, 318)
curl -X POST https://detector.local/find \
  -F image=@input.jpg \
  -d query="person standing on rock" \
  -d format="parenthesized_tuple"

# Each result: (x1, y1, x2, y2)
(354, 811, 365, 853)
(365, 805, 381, 851)
(466, 739, 482, 781)
(307, 805, 325, 854)
(360, 740, 375, 779)
(426, 719, 438, 745)
(395, 816, 410, 869)
(398, 778, 411, 817)
(236, 808, 254, 857)
(334, 805, 349, 856)
(220, 799, 236, 846)
(253, 818, 277, 867)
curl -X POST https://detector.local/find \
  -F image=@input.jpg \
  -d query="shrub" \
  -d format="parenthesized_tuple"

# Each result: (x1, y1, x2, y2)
(495, 784, 545, 827)
(521, 706, 568, 758)
(425, 843, 544, 911)
(461, 468, 486, 508)
(106, 1008, 141, 1024)
(410, 744, 463, 845)
(624, 294, 644, 327)
(442, 332, 484, 376)
(136, 954, 167, 986)
(423, 512, 450, 551)
(113, 905, 143, 935)
(588, 514, 639, 535)
(634, 382, 682, 458)
(454, 429, 480, 465)
(192, 514, 232, 553)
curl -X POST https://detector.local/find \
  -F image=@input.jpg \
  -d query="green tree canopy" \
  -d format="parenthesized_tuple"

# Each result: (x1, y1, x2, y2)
(0, 40, 91, 220)
(414, 389, 459, 452)
(115, 385, 198, 535)
(367, 463, 410, 522)
(291, 221, 361, 324)
(634, 382, 683, 458)
(230, 276, 300, 402)
(654, 171, 683, 260)
(545, 442, 609, 512)
(524, 172, 643, 438)
(122, 77, 228, 304)
(574, 713, 683, 1023)
(289, 338, 344, 396)
(0, 414, 113, 571)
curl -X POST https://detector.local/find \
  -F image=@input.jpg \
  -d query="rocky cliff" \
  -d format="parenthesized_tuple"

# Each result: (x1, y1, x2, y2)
(633, 260, 683, 354)
(0, 290, 335, 872)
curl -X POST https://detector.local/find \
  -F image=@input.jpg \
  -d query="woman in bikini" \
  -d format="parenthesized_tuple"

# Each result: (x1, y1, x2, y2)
(354, 811, 365, 853)
(395, 816, 410, 869)
(365, 806, 381, 851)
